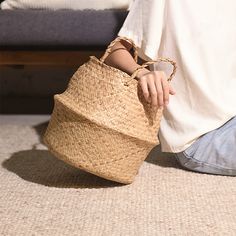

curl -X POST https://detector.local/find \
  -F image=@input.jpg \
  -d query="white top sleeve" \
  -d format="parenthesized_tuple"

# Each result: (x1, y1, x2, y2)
(119, 0, 236, 153)
(117, 0, 166, 61)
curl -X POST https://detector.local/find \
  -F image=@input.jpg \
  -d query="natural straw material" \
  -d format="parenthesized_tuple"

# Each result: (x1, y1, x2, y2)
(43, 36, 177, 184)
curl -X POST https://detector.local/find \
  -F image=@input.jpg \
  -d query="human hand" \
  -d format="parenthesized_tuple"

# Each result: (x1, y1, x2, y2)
(136, 69, 176, 108)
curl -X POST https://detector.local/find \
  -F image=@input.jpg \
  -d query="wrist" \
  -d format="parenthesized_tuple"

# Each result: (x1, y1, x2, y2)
(136, 67, 150, 80)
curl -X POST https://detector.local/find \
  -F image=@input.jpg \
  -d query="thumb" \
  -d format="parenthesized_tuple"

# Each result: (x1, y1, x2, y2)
(169, 84, 176, 95)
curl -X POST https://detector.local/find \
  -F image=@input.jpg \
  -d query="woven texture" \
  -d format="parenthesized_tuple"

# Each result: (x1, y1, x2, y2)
(43, 36, 176, 184)
(43, 56, 162, 184)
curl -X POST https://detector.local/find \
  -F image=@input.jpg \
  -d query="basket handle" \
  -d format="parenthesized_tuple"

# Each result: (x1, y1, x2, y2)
(100, 36, 139, 63)
(124, 57, 177, 86)
(99, 36, 177, 86)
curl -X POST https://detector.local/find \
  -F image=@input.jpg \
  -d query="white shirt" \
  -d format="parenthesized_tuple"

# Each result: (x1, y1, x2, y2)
(118, 0, 236, 152)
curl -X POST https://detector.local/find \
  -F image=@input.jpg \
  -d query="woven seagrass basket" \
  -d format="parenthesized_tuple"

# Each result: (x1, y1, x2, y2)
(43, 36, 177, 184)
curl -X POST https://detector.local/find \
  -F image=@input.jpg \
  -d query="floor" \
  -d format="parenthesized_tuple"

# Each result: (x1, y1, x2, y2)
(0, 115, 236, 235)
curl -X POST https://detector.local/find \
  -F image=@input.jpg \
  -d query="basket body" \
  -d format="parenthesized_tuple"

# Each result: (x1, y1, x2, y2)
(43, 55, 163, 184)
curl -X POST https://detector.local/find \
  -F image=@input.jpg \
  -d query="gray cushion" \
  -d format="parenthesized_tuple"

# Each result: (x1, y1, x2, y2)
(0, 9, 128, 50)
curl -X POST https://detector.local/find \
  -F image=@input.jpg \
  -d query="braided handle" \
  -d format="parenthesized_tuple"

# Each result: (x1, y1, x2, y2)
(124, 57, 177, 86)
(100, 36, 139, 63)
(99, 36, 177, 86)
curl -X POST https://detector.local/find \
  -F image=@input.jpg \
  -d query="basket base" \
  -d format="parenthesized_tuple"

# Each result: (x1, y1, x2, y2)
(43, 101, 155, 184)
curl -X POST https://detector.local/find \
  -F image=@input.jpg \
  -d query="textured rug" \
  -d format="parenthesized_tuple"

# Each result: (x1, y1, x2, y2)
(0, 115, 236, 236)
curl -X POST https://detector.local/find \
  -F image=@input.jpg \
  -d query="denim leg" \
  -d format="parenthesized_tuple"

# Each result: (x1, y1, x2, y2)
(174, 116, 236, 176)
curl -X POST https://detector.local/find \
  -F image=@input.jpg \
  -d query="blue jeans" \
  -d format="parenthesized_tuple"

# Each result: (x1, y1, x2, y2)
(174, 116, 236, 176)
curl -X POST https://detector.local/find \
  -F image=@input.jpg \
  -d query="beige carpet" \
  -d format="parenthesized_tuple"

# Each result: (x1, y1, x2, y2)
(0, 115, 236, 236)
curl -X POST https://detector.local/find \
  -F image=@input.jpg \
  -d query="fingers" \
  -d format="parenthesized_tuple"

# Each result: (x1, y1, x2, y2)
(138, 71, 176, 108)
(140, 78, 150, 103)
(153, 74, 163, 107)
(146, 75, 158, 107)
(158, 71, 169, 107)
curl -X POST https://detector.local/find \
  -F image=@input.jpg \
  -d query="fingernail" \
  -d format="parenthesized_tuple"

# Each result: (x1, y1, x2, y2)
(165, 101, 169, 105)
